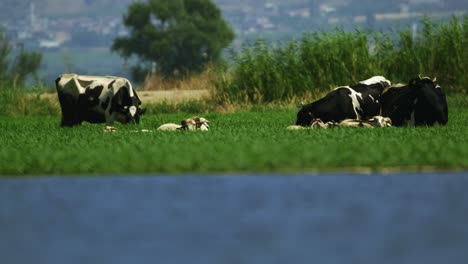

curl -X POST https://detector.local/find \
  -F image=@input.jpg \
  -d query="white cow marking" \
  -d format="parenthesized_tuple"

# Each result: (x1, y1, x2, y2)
(359, 76, 391, 86)
(129, 106, 137, 117)
(339, 86, 363, 119)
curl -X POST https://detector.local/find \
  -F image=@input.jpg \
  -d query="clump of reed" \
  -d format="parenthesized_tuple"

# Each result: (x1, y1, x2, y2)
(143, 67, 217, 91)
(215, 16, 468, 103)
(0, 85, 60, 116)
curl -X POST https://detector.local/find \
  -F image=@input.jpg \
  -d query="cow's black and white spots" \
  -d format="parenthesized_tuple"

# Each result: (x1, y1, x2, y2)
(295, 76, 391, 126)
(380, 76, 448, 126)
(55, 74, 145, 127)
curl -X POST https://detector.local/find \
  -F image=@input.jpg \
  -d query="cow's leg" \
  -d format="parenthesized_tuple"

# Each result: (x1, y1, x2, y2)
(57, 93, 81, 127)
(105, 111, 116, 126)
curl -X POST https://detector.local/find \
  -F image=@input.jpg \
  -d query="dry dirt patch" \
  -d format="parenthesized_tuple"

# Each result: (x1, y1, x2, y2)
(38, 89, 211, 104)
(138, 89, 210, 103)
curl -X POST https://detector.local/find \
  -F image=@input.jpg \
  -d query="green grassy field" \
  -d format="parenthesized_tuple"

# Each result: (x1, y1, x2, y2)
(1, 98, 468, 176)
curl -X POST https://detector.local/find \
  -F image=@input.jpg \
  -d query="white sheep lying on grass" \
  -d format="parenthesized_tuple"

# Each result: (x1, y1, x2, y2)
(287, 116, 392, 130)
(368, 116, 392, 127)
(338, 116, 392, 128)
(104, 116, 210, 132)
(157, 123, 184, 131)
(311, 118, 338, 129)
(157, 116, 210, 131)
(103, 126, 117, 132)
(287, 118, 337, 130)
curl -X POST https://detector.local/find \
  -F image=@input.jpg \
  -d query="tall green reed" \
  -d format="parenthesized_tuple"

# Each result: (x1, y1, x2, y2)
(216, 16, 468, 103)
(0, 85, 59, 116)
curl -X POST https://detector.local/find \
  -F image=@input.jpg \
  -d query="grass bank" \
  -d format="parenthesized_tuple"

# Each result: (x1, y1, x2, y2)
(1, 96, 467, 176)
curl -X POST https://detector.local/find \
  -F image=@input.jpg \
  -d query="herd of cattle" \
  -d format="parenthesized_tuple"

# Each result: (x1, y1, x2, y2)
(54, 73, 448, 130)
(291, 75, 448, 129)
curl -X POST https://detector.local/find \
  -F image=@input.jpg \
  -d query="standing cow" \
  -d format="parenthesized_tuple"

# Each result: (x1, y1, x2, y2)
(295, 76, 391, 126)
(380, 76, 448, 126)
(55, 74, 145, 127)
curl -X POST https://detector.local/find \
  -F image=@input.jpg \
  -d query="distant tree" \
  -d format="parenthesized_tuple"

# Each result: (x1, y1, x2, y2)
(0, 32, 42, 87)
(112, 0, 235, 79)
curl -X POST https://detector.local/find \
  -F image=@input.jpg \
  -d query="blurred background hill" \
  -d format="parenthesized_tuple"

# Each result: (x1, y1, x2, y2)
(0, 0, 466, 85)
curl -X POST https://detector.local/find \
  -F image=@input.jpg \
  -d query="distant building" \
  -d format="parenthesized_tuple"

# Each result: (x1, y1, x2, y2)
(39, 40, 62, 49)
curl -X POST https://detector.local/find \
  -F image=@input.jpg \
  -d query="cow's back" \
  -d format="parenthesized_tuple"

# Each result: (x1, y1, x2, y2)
(298, 88, 357, 124)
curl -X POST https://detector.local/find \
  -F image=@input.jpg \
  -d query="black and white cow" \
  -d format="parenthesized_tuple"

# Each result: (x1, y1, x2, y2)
(380, 76, 448, 126)
(55, 73, 145, 127)
(295, 76, 391, 126)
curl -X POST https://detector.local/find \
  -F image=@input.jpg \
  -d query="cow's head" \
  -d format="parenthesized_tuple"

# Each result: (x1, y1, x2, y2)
(110, 80, 144, 124)
(409, 76, 448, 126)
(295, 103, 314, 126)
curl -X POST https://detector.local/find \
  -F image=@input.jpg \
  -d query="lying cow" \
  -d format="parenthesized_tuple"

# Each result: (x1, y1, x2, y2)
(295, 76, 391, 126)
(380, 76, 448, 126)
(55, 73, 145, 127)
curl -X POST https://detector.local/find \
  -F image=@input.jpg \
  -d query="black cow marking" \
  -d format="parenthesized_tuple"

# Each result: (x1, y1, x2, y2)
(380, 76, 448, 126)
(108, 80, 116, 89)
(101, 96, 110, 110)
(86, 85, 104, 107)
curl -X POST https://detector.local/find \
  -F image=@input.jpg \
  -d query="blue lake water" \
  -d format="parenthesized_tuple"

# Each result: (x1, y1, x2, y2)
(1, 172, 468, 264)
